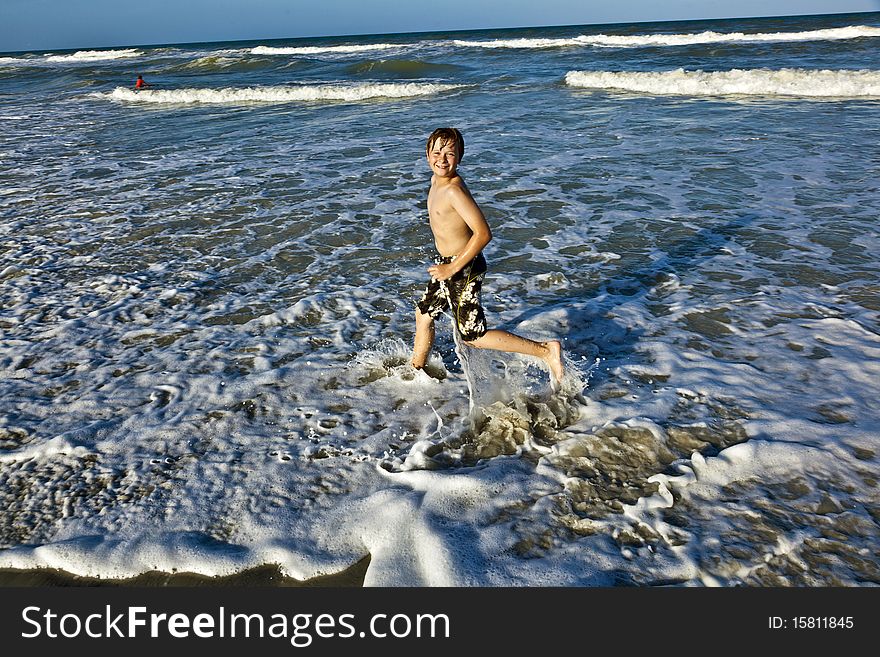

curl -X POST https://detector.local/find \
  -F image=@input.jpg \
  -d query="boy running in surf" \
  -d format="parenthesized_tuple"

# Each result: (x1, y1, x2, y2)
(411, 127, 564, 384)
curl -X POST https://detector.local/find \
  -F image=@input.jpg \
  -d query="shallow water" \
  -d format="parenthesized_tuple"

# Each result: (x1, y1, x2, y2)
(1, 12, 879, 585)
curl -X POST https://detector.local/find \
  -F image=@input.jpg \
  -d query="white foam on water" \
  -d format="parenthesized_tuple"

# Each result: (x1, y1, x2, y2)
(453, 37, 591, 49)
(252, 43, 401, 55)
(1, 195, 878, 585)
(99, 83, 464, 104)
(565, 67, 880, 98)
(622, 438, 874, 585)
(588, 25, 880, 47)
(454, 25, 880, 49)
(45, 48, 142, 62)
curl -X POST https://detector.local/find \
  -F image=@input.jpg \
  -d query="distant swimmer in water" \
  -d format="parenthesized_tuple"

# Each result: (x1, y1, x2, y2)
(411, 127, 565, 385)
(134, 75, 151, 91)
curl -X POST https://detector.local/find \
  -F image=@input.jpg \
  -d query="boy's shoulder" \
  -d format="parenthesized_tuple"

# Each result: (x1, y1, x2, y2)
(430, 179, 469, 212)
(430, 174, 468, 195)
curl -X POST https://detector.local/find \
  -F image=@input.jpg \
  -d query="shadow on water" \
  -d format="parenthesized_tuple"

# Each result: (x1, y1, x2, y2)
(500, 212, 760, 390)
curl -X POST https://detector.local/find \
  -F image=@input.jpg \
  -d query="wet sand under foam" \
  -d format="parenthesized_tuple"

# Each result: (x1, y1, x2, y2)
(0, 555, 369, 587)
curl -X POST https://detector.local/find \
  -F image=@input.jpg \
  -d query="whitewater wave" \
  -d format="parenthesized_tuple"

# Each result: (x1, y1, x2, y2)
(101, 82, 464, 104)
(454, 25, 880, 49)
(564, 68, 880, 98)
(46, 48, 142, 62)
(252, 43, 401, 55)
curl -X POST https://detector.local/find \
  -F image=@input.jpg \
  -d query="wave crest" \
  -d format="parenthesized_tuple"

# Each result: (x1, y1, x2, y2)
(564, 68, 880, 98)
(252, 43, 400, 55)
(586, 25, 880, 48)
(100, 82, 464, 104)
(46, 49, 142, 62)
(454, 25, 880, 49)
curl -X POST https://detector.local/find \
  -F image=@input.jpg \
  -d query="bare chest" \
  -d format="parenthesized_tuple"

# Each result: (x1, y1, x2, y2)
(427, 198, 466, 235)
(428, 189, 461, 227)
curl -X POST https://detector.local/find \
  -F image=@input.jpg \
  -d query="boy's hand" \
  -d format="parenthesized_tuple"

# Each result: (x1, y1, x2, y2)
(427, 262, 457, 281)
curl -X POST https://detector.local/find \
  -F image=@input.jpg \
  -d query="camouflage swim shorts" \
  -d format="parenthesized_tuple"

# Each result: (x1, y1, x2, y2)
(416, 253, 488, 342)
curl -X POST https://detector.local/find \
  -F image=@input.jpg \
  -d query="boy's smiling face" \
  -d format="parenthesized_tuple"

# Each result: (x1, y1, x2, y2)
(427, 138, 461, 178)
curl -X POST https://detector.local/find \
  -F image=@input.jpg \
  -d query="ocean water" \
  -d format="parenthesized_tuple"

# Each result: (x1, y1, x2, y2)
(1, 12, 879, 586)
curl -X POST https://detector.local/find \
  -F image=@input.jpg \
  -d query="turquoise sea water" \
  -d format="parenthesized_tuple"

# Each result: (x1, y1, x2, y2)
(1, 12, 879, 585)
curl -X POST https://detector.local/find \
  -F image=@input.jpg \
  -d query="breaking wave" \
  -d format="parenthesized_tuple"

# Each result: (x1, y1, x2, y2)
(251, 43, 401, 55)
(101, 82, 464, 104)
(46, 48, 142, 62)
(564, 67, 880, 98)
(454, 25, 880, 49)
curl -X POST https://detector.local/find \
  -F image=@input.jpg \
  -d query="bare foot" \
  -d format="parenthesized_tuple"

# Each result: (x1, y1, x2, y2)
(542, 340, 564, 384)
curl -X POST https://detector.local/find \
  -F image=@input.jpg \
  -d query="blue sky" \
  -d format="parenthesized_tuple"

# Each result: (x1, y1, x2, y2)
(1, 0, 878, 52)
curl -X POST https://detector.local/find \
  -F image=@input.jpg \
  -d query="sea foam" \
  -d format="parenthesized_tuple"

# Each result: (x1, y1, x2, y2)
(252, 43, 401, 55)
(564, 67, 880, 98)
(454, 25, 880, 49)
(46, 48, 142, 62)
(103, 82, 464, 104)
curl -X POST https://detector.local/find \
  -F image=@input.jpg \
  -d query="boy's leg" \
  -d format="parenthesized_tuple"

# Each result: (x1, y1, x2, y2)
(465, 330, 564, 383)
(411, 307, 435, 369)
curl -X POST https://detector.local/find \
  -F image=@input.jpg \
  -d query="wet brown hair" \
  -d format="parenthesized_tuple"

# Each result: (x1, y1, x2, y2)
(426, 127, 464, 159)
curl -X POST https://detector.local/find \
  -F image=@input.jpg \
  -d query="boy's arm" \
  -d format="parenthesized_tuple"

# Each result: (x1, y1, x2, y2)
(428, 185, 492, 281)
